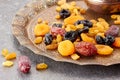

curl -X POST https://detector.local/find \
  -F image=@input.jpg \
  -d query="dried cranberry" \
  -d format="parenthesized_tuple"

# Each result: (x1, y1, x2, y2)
(51, 27, 66, 36)
(105, 25, 119, 37)
(75, 42, 97, 56)
(18, 56, 31, 73)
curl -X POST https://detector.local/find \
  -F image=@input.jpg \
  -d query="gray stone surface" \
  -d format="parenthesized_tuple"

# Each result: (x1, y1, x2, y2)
(0, 0, 120, 80)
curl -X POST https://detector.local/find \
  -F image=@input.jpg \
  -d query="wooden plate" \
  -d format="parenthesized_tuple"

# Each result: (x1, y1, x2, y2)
(12, 0, 120, 66)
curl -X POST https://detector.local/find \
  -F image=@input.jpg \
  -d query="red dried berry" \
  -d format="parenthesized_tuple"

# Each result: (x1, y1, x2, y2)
(75, 42, 97, 56)
(51, 27, 66, 36)
(18, 56, 31, 73)
(105, 25, 119, 37)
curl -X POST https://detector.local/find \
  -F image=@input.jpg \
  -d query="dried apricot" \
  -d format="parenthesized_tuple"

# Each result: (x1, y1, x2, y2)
(36, 63, 48, 70)
(5, 52, 16, 60)
(2, 61, 14, 67)
(34, 23, 50, 36)
(34, 37, 43, 44)
(1, 48, 9, 57)
(58, 40, 75, 56)
(95, 45, 113, 55)
(113, 37, 120, 48)
(46, 44, 58, 50)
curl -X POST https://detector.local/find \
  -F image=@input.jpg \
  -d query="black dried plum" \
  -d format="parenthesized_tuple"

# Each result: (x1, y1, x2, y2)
(44, 33, 53, 45)
(104, 35, 115, 45)
(59, 9, 71, 19)
(95, 35, 105, 44)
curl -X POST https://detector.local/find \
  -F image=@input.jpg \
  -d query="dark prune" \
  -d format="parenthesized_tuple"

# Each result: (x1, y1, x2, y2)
(74, 20, 93, 28)
(51, 27, 66, 36)
(104, 35, 115, 45)
(64, 31, 78, 42)
(52, 23, 62, 28)
(44, 33, 53, 45)
(105, 25, 120, 37)
(95, 35, 105, 44)
(75, 42, 97, 56)
(18, 56, 31, 73)
(59, 9, 71, 19)
(77, 26, 89, 36)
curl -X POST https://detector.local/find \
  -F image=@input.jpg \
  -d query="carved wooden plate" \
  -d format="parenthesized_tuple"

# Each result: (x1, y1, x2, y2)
(12, 0, 120, 66)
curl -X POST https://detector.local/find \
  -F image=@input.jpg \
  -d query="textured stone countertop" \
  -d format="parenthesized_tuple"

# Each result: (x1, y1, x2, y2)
(1, 0, 120, 80)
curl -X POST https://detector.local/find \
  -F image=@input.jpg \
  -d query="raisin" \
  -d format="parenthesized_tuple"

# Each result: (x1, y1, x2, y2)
(59, 9, 71, 19)
(75, 42, 97, 56)
(104, 35, 115, 45)
(95, 35, 105, 44)
(74, 20, 93, 28)
(64, 31, 78, 42)
(77, 27, 89, 36)
(52, 23, 63, 28)
(105, 25, 119, 37)
(18, 56, 31, 73)
(51, 27, 66, 36)
(44, 33, 53, 45)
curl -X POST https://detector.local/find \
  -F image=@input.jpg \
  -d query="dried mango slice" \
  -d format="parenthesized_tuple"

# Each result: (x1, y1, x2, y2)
(5, 52, 16, 60)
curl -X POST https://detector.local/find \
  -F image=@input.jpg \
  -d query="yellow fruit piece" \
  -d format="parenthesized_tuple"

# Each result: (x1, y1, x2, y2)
(76, 24, 84, 29)
(81, 33, 96, 44)
(57, 34, 63, 43)
(95, 45, 113, 55)
(90, 19, 97, 24)
(2, 61, 14, 67)
(114, 20, 120, 25)
(61, 3, 70, 9)
(58, 40, 75, 56)
(113, 37, 120, 48)
(65, 25, 77, 31)
(56, 7, 62, 12)
(38, 18, 42, 23)
(2, 48, 9, 57)
(46, 44, 58, 50)
(98, 18, 105, 22)
(96, 33, 105, 38)
(70, 1, 76, 6)
(57, 0, 66, 6)
(71, 54, 80, 60)
(52, 39, 57, 44)
(64, 15, 84, 25)
(80, 8, 86, 14)
(5, 52, 16, 60)
(34, 37, 43, 44)
(55, 15, 61, 20)
(111, 15, 119, 19)
(36, 63, 48, 70)
(34, 23, 50, 36)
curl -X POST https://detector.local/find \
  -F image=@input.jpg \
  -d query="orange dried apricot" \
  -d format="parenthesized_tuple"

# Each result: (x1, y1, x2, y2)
(113, 37, 120, 48)
(34, 23, 50, 36)
(58, 40, 75, 56)
(5, 52, 16, 60)
(95, 45, 113, 55)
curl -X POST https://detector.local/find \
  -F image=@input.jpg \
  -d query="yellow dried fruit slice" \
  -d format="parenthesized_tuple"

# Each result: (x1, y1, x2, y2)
(34, 37, 43, 44)
(5, 52, 16, 60)
(34, 23, 50, 36)
(58, 40, 75, 56)
(36, 63, 48, 70)
(2, 61, 14, 67)
(1, 48, 9, 57)
(95, 45, 113, 55)
(71, 53, 80, 60)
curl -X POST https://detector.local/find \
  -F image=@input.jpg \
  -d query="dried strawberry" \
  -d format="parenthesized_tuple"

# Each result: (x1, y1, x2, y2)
(18, 56, 31, 73)
(75, 42, 97, 56)
(50, 27, 66, 36)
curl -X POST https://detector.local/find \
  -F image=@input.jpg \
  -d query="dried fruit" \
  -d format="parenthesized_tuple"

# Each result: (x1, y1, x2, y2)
(95, 45, 113, 55)
(104, 35, 115, 45)
(58, 40, 75, 56)
(95, 35, 105, 44)
(38, 18, 42, 23)
(105, 25, 119, 37)
(2, 61, 14, 67)
(71, 53, 80, 60)
(113, 37, 120, 47)
(34, 37, 43, 44)
(77, 27, 89, 36)
(5, 52, 16, 60)
(51, 27, 66, 36)
(36, 63, 48, 70)
(18, 56, 31, 73)
(59, 9, 71, 19)
(64, 31, 78, 42)
(34, 23, 50, 36)
(52, 23, 62, 28)
(1, 48, 9, 57)
(56, 34, 63, 43)
(46, 44, 58, 50)
(75, 42, 97, 56)
(44, 33, 53, 45)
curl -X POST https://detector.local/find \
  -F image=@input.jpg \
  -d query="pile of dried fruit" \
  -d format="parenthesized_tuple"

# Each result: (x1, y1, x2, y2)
(33, 0, 120, 60)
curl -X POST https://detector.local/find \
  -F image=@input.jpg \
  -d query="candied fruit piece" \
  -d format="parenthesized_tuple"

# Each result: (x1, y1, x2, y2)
(36, 63, 48, 70)
(58, 40, 75, 56)
(71, 53, 80, 60)
(34, 23, 50, 36)
(2, 61, 14, 67)
(34, 37, 43, 44)
(75, 42, 97, 56)
(95, 45, 113, 55)
(57, 34, 63, 43)
(2, 48, 9, 57)
(46, 44, 58, 50)
(113, 37, 120, 48)
(18, 56, 31, 73)
(5, 52, 16, 60)
(105, 25, 119, 37)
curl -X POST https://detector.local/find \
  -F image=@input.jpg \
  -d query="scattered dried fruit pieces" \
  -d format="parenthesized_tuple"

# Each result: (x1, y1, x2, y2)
(113, 37, 120, 48)
(2, 48, 9, 57)
(34, 37, 43, 44)
(2, 61, 14, 67)
(5, 52, 16, 60)
(71, 54, 80, 60)
(36, 63, 48, 70)
(95, 45, 113, 56)
(58, 40, 75, 56)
